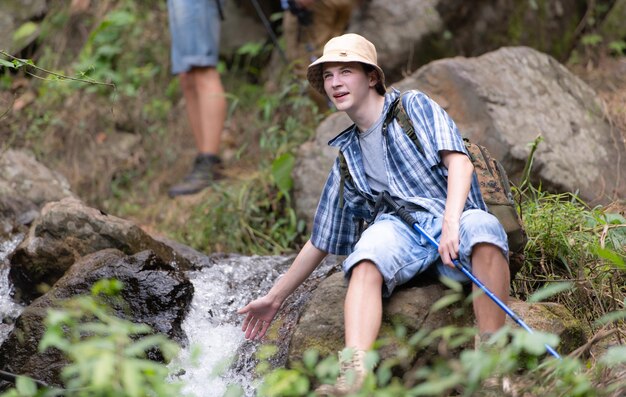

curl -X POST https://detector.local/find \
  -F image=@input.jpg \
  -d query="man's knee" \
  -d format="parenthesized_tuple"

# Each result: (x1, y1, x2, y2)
(350, 260, 383, 284)
(472, 243, 509, 273)
(473, 242, 506, 259)
(181, 67, 219, 89)
(179, 72, 195, 92)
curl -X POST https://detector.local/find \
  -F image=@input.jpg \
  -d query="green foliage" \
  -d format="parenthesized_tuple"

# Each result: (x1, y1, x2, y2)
(257, 326, 626, 396)
(608, 40, 626, 56)
(581, 33, 604, 48)
(0, 50, 114, 91)
(169, 72, 318, 255)
(0, 279, 182, 397)
(567, 1, 626, 63)
(514, 187, 626, 324)
(227, 38, 275, 78)
(0, 52, 35, 70)
(523, 191, 597, 269)
(511, 135, 626, 333)
(12, 22, 39, 48)
(528, 281, 574, 303)
(178, 163, 306, 255)
(271, 153, 295, 197)
(71, 3, 163, 97)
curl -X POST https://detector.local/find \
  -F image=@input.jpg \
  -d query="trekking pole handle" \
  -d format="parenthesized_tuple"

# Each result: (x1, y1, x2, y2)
(376, 191, 562, 360)
(378, 191, 424, 233)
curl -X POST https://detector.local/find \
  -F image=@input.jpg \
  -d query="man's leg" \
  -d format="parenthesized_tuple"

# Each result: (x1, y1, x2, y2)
(317, 260, 382, 396)
(180, 67, 226, 156)
(471, 244, 515, 394)
(169, 67, 226, 197)
(344, 260, 384, 350)
(471, 243, 510, 334)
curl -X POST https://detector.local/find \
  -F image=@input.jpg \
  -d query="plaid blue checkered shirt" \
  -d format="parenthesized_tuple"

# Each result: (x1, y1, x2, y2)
(310, 89, 487, 255)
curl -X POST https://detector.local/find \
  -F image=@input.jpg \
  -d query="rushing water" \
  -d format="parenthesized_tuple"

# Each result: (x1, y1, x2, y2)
(169, 254, 338, 396)
(168, 254, 293, 396)
(0, 234, 25, 343)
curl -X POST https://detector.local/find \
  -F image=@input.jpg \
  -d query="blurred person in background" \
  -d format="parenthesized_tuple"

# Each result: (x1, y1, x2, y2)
(167, 0, 227, 197)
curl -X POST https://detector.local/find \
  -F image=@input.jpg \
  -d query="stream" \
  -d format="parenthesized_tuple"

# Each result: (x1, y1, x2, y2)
(1, 236, 337, 396)
(169, 254, 336, 396)
(168, 254, 292, 396)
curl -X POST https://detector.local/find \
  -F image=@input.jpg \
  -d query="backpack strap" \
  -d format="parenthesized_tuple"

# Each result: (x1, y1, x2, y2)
(337, 150, 350, 209)
(384, 93, 425, 156)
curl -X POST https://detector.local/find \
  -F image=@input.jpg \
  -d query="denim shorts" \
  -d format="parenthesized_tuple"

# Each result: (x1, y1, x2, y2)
(342, 209, 509, 297)
(167, 0, 222, 74)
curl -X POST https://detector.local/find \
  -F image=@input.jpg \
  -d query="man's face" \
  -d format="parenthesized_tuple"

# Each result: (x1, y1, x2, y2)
(322, 62, 374, 112)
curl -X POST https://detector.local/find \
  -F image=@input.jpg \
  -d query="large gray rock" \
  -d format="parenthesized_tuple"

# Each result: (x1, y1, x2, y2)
(0, 248, 193, 388)
(349, 0, 444, 83)
(8, 197, 193, 303)
(0, 149, 75, 234)
(350, 0, 584, 84)
(288, 272, 585, 365)
(293, 112, 352, 229)
(396, 46, 624, 204)
(220, 0, 281, 58)
(0, 149, 73, 206)
(288, 272, 472, 363)
(506, 298, 586, 354)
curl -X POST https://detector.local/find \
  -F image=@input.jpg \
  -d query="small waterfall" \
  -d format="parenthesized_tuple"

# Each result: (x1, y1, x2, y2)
(0, 234, 25, 343)
(169, 255, 293, 396)
(169, 254, 339, 396)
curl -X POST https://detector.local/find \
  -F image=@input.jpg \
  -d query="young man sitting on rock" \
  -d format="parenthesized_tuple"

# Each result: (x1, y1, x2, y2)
(238, 33, 510, 396)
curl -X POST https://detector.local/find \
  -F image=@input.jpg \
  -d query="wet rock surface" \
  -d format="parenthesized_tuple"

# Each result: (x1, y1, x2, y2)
(288, 272, 585, 365)
(9, 197, 193, 303)
(0, 248, 193, 388)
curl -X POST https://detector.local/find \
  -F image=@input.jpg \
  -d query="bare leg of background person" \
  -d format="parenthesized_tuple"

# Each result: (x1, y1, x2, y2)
(180, 66, 225, 155)
(169, 66, 227, 197)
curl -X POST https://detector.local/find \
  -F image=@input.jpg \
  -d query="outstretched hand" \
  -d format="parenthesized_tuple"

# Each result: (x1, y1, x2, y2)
(237, 295, 281, 340)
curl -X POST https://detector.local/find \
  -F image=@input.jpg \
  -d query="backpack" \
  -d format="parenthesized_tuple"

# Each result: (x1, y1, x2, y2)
(337, 93, 527, 277)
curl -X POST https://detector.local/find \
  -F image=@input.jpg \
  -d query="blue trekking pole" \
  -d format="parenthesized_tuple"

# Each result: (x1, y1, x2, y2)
(376, 191, 561, 360)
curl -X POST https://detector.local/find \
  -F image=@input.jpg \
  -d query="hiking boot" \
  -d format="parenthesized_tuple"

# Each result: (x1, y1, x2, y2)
(474, 332, 494, 351)
(168, 154, 221, 197)
(475, 333, 515, 396)
(479, 375, 515, 397)
(315, 349, 368, 396)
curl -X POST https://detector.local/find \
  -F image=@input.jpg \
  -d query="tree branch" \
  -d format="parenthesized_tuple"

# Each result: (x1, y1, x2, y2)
(0, 50, 115, 88)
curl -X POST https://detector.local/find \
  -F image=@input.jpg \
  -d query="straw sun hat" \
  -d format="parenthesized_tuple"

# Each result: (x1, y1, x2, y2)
(306, 33, 386, 97)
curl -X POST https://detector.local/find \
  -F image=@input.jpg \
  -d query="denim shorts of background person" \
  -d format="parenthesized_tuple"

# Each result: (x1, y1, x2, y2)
(310, 89, 509, 298)
(167, 0, 222, 75)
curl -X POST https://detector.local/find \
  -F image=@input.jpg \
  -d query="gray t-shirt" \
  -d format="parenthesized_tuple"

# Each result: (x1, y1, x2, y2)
(359, 113, 389, 194)
(359, 111, 426, 213)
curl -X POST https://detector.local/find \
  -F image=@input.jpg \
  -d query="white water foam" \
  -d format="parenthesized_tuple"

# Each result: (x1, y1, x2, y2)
(0, 234, 25, 342)
(169, 255, 291, 396)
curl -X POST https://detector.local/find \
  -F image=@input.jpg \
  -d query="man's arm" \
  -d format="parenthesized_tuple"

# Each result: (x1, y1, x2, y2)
(439, 150, 474, 267)
(238, 240, 328, 340)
